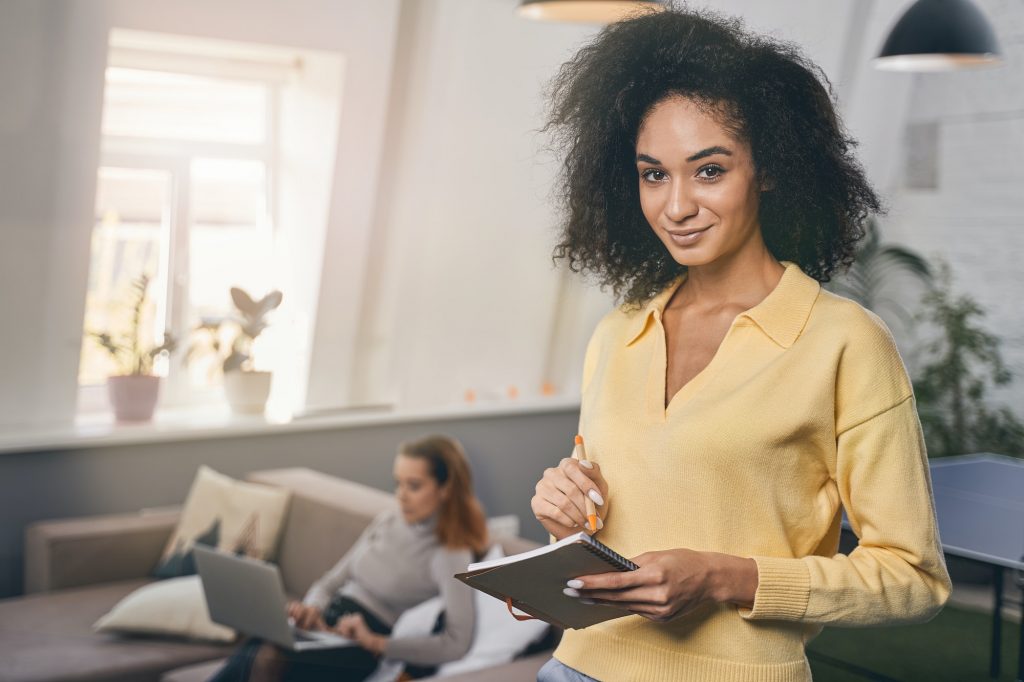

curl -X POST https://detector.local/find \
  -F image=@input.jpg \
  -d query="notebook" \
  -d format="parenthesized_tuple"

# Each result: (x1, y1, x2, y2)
(454, 531, 639, 630)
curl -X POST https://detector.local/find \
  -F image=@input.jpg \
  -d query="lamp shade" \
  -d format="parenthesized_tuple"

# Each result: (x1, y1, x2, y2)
(517, 0, 666, 23)
(875, 0, 1002, 71)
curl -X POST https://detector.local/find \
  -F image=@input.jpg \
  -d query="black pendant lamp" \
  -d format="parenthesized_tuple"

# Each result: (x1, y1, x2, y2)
(518, 0, 666, 23)
(875, 0, 1002, 71)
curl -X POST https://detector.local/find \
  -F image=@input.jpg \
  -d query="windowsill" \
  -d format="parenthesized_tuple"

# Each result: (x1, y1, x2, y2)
(0, 396, 582, 455)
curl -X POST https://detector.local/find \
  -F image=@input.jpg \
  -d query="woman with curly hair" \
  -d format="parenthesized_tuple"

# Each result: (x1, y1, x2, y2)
(529, 6, 951, 681)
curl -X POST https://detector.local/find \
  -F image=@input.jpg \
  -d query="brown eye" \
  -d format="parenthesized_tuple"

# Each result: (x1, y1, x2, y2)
(697, 164, 725, 180)
(641, 169, 667, 183)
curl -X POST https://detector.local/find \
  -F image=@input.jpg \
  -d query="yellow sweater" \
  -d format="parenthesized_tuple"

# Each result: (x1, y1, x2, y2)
(552, 260, 951, 682)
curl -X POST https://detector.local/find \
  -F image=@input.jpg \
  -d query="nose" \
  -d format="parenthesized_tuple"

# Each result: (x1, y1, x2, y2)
(664, 178, 698, 224)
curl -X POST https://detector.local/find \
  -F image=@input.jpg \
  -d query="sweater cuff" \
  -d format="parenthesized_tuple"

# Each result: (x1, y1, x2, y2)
(302, 589, 331, 612)
(737, 556, 810, 621)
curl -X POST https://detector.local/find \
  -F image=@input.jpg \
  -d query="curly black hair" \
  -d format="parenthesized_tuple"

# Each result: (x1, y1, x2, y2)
(545, 5, 882, 305)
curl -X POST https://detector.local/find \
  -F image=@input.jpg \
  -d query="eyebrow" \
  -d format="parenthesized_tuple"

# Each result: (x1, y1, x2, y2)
(636, 146, 733, 165)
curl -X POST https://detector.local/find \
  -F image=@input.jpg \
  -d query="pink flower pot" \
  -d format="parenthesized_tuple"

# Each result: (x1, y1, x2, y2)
(107, 374, 161, 422)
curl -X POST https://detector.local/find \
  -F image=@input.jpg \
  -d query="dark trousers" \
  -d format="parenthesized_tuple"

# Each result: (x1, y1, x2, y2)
(210, 596, 392, 682)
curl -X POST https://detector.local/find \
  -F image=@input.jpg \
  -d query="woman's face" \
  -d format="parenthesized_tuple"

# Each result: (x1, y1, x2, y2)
(393, 454, 447, 524)
(635, 96, 765, 267)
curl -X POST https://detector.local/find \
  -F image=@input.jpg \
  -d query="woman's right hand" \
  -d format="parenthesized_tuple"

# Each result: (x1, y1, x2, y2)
(531, 454, 609, 541)
(286, 601, 326, 631)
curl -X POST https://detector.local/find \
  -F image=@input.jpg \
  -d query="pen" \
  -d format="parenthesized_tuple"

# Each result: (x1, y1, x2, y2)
(573, 434, 599, 533)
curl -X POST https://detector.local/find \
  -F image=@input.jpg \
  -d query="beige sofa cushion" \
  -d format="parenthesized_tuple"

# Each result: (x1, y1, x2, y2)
(159, 659, 225, 682)
(246, 468, 396, 597)
(159, 653, 554, 682)
(24, 510, 179, 594)
(0, 579, 235, 682)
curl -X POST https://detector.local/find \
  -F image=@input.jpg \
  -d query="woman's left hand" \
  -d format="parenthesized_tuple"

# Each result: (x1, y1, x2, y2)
(333, 613, 387, 655)
(566, 549, 756, 622)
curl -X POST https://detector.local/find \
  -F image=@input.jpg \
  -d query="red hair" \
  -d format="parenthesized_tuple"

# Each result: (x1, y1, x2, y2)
(399, 435, 489, 557)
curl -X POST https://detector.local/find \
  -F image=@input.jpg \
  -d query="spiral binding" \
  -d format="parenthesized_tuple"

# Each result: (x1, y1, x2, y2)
(580, 535, 639, 571)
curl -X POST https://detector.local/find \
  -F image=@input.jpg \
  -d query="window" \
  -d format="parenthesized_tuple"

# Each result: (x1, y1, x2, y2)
(78, 30, 328, 415)
(79, 166, 173, 388)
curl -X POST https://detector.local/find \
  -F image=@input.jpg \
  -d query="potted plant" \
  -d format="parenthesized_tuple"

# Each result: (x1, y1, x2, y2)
(188, 287, 283, 414)
(822, 218, 934, 332)
(88, 274, 177, 422)
(911, 259, 1024, 458)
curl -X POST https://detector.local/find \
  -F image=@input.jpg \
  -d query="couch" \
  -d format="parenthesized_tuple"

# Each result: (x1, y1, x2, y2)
(1, 468, 559, 682)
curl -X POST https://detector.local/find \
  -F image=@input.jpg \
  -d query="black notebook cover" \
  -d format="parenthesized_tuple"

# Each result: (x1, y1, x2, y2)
(454, 532, 638, 630)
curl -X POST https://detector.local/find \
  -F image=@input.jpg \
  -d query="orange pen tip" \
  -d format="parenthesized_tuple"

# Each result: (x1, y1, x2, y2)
(574, 434, 584, 445)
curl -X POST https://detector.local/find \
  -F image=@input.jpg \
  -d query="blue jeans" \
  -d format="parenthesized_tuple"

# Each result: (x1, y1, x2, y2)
(536, 657, 601, 682)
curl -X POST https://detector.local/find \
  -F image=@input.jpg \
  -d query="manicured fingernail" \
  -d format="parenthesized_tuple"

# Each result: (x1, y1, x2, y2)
(579, 460, 593, 469)
(562, 587, 580, 598)
(597, 517, 604, 529)
(566, 579, 584, 589)
(580, 598, 596, 605)
(589, 490, 604, 506)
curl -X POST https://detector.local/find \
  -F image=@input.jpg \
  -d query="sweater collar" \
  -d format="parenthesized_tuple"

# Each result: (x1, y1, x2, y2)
(625, 260, 820, 349)
(407, 510, 439, 537)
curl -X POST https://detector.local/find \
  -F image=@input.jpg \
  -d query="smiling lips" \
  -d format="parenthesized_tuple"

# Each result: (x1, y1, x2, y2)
(667, 226, 711, 245)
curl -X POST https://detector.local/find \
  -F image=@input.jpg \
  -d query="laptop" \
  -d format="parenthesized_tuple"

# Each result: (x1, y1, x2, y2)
(194, 545, 356, 651)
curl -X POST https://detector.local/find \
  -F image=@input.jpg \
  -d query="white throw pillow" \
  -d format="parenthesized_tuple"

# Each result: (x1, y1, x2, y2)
(365, 597, 445, 682)
(391, 595, 446, 638)
(155, 466, 290, 577)
(93, 575, 236, 642)
(437, 544, 550, 676)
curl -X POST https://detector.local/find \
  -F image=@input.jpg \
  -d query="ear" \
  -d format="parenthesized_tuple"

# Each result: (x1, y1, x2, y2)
(759, 174, 776, 191)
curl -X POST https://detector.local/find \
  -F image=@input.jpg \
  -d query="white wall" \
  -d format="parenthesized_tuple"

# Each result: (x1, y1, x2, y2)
(1, 1, 106, 431)
(350, 0, 611, 409)
(12, 0, 1016, 430)
(352, 0, 878, 410)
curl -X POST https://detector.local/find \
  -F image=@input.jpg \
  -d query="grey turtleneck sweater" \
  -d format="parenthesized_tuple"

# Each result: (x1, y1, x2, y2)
(302, 507, 475, 666)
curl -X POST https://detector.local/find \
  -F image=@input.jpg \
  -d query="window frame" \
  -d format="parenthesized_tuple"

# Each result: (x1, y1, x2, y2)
(78, 55, 284, 414)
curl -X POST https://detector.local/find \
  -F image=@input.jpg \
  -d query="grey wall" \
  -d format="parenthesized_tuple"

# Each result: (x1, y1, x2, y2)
(0, 408, 579, 599)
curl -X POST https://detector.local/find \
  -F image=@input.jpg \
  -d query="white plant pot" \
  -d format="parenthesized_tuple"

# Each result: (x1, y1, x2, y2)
(223, 370, 272, 414)
(107, 374, 161, 422)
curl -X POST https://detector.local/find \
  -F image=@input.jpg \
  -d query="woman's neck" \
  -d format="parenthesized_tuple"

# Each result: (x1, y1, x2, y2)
(407, 509, 439, 535)
(670, 246, 784, 314)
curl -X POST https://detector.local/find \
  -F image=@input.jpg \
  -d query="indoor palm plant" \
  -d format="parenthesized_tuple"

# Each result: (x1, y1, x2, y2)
(822, 218, 934, 332)
(88, 273, 177, 422)
(188, 286, 283, 414)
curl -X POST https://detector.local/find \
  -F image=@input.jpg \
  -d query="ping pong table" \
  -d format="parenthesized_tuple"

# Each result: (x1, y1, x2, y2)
(929, 453, 1024, 681)
(832, 452, 1024, 681)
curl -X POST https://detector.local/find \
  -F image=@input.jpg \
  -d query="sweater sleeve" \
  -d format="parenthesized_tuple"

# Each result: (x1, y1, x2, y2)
(739, 392, 952, 625)
(382, 547, 476, 665)
(302, 510, 390, 611)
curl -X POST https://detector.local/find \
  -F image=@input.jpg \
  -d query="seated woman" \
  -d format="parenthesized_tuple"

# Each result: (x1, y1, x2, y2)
(212, 435, 489, 682)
